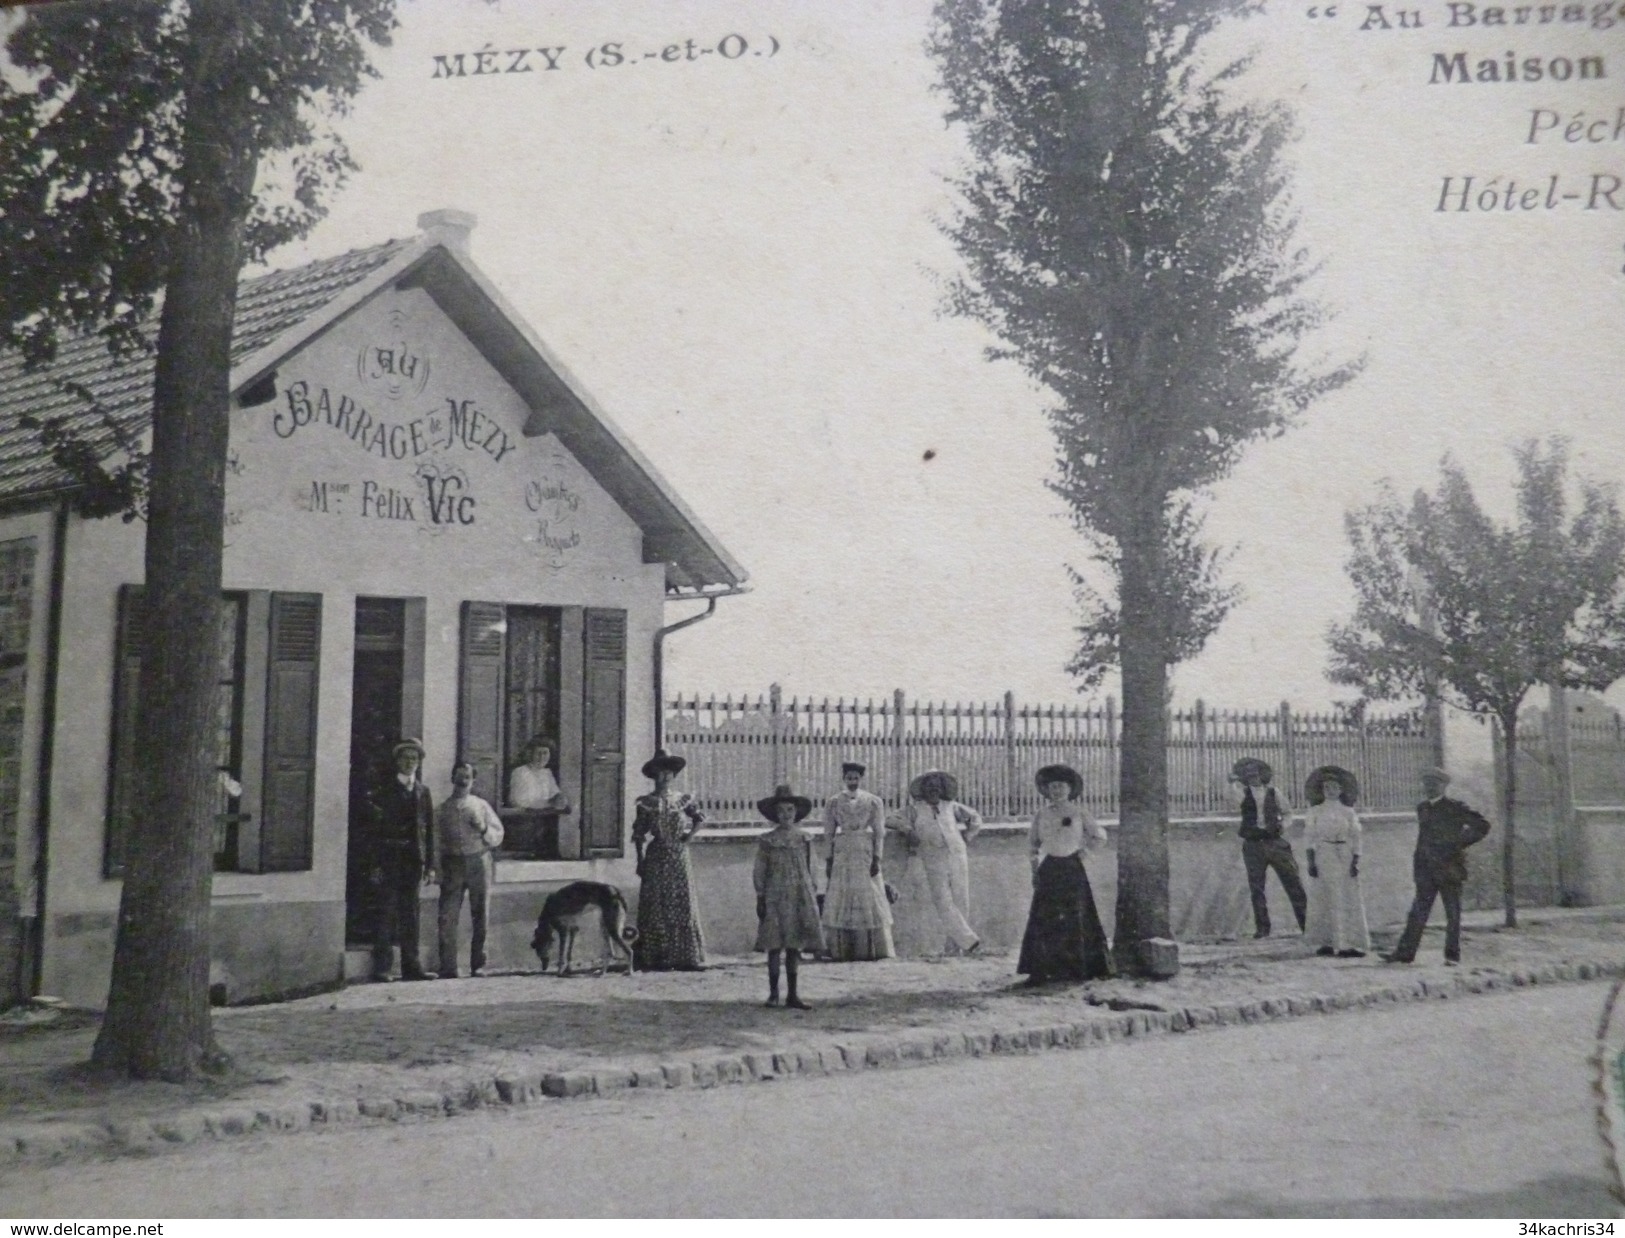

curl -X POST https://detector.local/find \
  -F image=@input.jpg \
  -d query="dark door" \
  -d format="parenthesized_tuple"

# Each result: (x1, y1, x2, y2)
(347, 600, 405, 946)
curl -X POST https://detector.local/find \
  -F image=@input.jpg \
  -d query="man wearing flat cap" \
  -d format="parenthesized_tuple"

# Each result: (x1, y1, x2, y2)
(1384, 767, 1491, 966)
(367, 738, 437, 981)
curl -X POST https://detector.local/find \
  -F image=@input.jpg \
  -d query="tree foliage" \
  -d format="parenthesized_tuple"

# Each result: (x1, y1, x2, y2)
(929, 0, 1360, 969)
(931, 0, 1360, 684)
(0, 0, 392, 364)
(0, 0, 394, 1079)
(1328, 438, 1625, 924)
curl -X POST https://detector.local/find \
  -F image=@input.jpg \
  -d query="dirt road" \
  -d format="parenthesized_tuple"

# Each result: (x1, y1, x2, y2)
(3, 980, 1617, 1217)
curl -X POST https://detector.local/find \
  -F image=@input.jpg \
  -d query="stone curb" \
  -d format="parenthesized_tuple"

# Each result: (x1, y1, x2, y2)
(3, 955, 1621, 1168)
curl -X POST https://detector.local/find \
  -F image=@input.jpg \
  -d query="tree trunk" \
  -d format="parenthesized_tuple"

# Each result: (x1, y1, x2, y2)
(1499, 711, 1518, 930)
(92, 0, 258, 1080)
(1114, 539, 1172, 976)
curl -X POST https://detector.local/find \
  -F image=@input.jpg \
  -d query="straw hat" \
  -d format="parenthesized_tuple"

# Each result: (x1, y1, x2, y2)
(391, 738, 425, 760)
(757, 783, 813, 823)
(1034, 764, 1084, 800)
(1231, 756, 1273, 784)
(640, 749, 686, 779)
(1305, 764, 1360, 806)
(908, 769, 960, 802)
(841, 761, 867, 776)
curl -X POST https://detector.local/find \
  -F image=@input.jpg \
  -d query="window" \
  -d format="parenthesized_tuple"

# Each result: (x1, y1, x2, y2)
(212, 595, 247, 870)
(106, 587, 321, 877)
(458, 602, 627, 859)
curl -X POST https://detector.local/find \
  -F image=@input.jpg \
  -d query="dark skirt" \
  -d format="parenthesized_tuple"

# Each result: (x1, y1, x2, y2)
(1017, 853, 1114, 983)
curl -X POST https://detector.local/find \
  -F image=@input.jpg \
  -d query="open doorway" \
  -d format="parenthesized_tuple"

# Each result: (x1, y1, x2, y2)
(346, 597, 406, 948)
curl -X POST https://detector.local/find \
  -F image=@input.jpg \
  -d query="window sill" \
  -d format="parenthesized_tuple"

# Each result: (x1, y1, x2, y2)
(493, 858, 608, 884)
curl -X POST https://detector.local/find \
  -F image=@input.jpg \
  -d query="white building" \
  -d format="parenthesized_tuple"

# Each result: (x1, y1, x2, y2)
(0, 210, 746, 1008)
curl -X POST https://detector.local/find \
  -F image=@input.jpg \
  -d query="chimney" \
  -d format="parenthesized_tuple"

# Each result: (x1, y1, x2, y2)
(417, 208, 476, 255)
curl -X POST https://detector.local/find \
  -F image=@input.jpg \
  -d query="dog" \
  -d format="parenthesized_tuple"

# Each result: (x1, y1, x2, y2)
(530, 881, 639, 976)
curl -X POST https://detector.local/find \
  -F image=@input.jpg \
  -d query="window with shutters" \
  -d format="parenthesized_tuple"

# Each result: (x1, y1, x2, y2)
(458, 603, 625, 860)
(459, 602, 565, 858)
(105, 587, 318, 878)
(211, 596, 248, 871)
(581, 609, 627, 856)
(261, 593, 321, 872)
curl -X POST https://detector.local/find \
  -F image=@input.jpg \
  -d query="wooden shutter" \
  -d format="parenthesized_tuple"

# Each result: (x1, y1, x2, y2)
(261, 592, 321, 872)
(401, 597, 427, 746)
(103, 584, 145, 878)
(581, 608, 627, 855)
(459, 601, 506, 802)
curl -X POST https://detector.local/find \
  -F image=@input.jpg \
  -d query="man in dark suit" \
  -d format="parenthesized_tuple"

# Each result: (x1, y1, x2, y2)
(1384, 766, 1492, 966)
(1232, 757, 1307, 939)
(370, 738, 438, 981)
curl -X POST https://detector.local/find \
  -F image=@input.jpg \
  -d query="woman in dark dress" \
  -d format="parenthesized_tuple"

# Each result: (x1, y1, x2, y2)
(1017, 763, 1114, 985)
(631, 749, 707, 970)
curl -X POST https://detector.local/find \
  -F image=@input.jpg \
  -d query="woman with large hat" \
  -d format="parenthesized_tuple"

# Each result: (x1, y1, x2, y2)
(893, 769, 983, 956)
(630, 749, 708, 970)
(1302, 764, 1370, 958)
(1017, 764, 1115, 985)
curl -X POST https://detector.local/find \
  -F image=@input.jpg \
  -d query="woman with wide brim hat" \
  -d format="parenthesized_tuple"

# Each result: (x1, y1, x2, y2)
(630, 749, 707, 970)
(907, 769, 961, 803)
(1017, 764, 1115, 985)
(1302, 765, 1370, 958)
(1304, 764, 1359, 807)
(894, 769, 982, 956)
(753, 784, 825, 1007)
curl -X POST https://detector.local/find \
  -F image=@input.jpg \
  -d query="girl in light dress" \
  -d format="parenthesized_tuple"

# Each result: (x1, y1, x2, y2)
(753, 783, 826, 1009)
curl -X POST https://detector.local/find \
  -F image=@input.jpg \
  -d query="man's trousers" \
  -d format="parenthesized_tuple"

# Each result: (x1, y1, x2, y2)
(373, 845, 425, 975)
(437, 851, 491, 976)
(1390, 865, 1464, 962)
(1242, 837, 1308, 936)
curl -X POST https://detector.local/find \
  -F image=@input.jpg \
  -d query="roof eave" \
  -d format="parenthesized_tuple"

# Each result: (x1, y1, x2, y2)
(395, 247, 748, 592)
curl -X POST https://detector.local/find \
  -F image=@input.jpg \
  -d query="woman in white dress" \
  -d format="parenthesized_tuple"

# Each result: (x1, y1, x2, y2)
(820, 761, 895, 961)
(1303, 764, 1371, 958)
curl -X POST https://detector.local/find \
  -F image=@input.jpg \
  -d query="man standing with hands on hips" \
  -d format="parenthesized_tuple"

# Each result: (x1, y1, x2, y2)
(1384, 766, 1491, 967)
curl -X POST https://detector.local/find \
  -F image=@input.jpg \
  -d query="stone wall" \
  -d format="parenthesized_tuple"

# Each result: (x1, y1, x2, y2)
(453, 811, 1438, 971)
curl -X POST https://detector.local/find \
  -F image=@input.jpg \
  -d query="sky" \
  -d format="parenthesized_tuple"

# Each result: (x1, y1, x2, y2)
(224, 1, 1625, 725)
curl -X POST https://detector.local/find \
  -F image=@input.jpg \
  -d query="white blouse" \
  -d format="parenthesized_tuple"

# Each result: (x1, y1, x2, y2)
(1029, 801, 1107, 859)
(1304, 801, 1362, 854)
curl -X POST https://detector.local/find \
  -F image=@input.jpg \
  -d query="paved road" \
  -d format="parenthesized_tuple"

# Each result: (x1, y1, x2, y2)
(3, 982, 1618, 1217)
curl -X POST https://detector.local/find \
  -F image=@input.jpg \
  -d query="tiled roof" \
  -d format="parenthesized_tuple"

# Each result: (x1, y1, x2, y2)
(0, 236, 414, 504)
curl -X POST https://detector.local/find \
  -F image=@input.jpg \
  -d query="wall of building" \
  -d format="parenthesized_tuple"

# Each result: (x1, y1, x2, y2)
(1576, 808, 1625, 906)
(685, 812, 1432, 958)
(39, 287, 668, 1007)
(0, 507, 57, 1007)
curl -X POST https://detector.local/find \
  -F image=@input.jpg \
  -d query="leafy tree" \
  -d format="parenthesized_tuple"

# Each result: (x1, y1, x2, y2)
(0, 0, 394, 1079)
(929, 0, 1360, 971)
(1328, 438, 1625, 928)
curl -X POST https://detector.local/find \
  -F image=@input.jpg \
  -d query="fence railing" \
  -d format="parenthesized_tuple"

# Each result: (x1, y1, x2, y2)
(665, 687, 1432, 822)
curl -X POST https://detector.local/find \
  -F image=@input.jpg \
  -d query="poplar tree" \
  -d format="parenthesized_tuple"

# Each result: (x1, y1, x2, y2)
(930, 0, 1360, 972)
